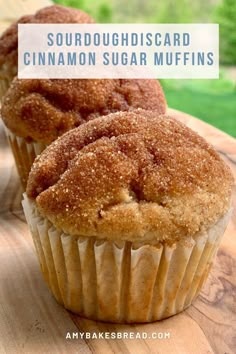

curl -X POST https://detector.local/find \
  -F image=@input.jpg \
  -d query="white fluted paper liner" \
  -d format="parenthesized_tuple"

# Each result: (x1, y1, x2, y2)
(22, 194, 232, 323)
(4, 126, 47, 189)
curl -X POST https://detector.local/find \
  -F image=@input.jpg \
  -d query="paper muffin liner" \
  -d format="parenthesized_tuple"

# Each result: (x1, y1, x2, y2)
(4, 126, 47, 189)
(22, 194, 231, 323)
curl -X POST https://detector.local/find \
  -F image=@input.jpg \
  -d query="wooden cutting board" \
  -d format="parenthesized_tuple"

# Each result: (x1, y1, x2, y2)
(0, 108, 235, 354)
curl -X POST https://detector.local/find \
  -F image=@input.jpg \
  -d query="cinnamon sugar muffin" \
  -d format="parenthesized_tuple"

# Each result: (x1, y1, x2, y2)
(1, 78, 166, 188)
(22, 109, 233, 323)
(0, 5, 95, 99)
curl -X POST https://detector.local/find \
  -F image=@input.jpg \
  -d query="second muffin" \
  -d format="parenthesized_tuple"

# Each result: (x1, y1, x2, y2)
(1, 78, 166, 188)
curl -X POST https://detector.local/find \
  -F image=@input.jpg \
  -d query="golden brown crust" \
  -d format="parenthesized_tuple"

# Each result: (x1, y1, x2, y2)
(1, 79, 166, 144)
(26, 109, 234, 242)
(0, 5, 95, 82)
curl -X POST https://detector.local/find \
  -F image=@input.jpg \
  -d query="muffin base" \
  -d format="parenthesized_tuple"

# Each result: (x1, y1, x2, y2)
(22, 195, 231, 323)
(4, 126, 47, 189)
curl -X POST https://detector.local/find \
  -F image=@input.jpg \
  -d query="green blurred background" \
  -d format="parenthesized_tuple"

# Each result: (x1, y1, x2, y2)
(54, 0, 236, 137)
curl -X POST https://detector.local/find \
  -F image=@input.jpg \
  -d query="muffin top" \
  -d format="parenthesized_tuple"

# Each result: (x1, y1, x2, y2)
(0, 5, 94, 74)
(27, 109, 234, 243)
(1, 79, 166, 144)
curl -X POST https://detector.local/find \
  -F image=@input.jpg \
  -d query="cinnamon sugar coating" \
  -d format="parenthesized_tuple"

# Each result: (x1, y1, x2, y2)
(26, 110, 234, 242)
(0, 5, 94, 83)
(1, 79, 166, 144)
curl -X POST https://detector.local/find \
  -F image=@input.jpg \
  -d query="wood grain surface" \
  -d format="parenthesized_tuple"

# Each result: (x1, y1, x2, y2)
(0, 108, 235, 354)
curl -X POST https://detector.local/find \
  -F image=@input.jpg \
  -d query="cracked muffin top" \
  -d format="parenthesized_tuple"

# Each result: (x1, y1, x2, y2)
(26, 109, 234, 243)
(1, 79, 166, 144)
(0, 5, 95, 83)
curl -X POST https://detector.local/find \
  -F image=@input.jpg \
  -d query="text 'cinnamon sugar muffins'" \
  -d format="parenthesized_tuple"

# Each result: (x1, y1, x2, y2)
(1, 78, 166, 188)
(22, 109, 234, 323)
(0, 4, 95, 99)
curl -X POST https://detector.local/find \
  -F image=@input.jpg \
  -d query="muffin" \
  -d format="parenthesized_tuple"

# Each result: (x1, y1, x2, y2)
(22, 109, 234, 323)
(0, 5, 95, 99)
(1, 78, 166, 188)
